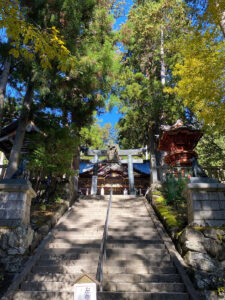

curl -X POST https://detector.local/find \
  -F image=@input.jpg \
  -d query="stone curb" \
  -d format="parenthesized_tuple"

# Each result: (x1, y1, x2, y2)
(143, 197, 200, 300)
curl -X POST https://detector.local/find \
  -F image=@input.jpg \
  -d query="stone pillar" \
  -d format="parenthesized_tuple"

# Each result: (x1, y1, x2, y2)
(128, 154, 135, 195)
(0, 179, 36, 273)
(91, 155, 98, 195)
(183, 178, 225, 227)
(0, 179, 36, 227)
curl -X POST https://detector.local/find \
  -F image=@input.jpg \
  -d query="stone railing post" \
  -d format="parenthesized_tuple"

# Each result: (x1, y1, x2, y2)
(0, 179, 36, 273)
(0, 179, 36, 227)
(183, 178, 225, 227)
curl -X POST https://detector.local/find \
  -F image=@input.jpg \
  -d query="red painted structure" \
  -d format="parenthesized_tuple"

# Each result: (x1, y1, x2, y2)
(158, 120, 202, 166)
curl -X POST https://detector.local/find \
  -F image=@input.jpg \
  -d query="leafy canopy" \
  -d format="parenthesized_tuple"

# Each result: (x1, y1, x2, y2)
(0, 0, 70, 70)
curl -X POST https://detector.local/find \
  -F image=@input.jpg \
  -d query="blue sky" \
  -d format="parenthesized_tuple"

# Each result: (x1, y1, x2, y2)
(98, 0, 133, 128)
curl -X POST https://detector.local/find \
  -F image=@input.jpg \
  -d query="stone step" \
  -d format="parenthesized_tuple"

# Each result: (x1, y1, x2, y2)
(108, 230, 158, 235)
(107, 234, 160, 240)
(53, 231, 104, 238)
(109, 220, 154, 224)
(58, 221, 105, 227)
(106, 243, 165, 250)
(104, 260, 173, 269)
(37, 259, 98, 266)
(103, 282, 185, 293)
(105, 247, 167, 255)
(103, 265, 177, 274)
(76, 202, 108, 204)
(41, 252, 99, 260)
(41, 247, 167, 259)
(109, 217, 151, 221)
(61, 217, 105, 221)
(103, 273, 181, 283)
(108, 224, 155, 228)
(57, 225, 104, 230)
(33, 264, 97, 274)
(110, 206, 146, 209)
(38, 253, 170, 266)
(52, 234, 103, 239)
(27, 272, 94, 282)
(13, 291, 189, 300)
(108, 224, 155, 229)
(27, 273, 181, 283)
(107, 239, 163, 246)
(109, 222, 154, 226)
(41, 248, 101, 256)
(106, 254, 171, 262)
(98, 292, 189, 300)
(69, 211, 107, 214)
(52, 232, 159, 240)
(110, 211, 148, 214)
(47, 241, 101, 248)
(49, 238, 101, 244)
(32, 264, 176, 275)
(20, 281, 185, 293)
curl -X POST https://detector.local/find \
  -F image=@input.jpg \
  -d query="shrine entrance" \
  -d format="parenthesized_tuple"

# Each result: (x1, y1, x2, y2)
(79, 147, 150, 195)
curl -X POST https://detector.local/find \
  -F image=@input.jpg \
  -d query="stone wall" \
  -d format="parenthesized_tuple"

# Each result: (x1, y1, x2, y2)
(0, 225, 34, 273)
(178, 227, 225, 300)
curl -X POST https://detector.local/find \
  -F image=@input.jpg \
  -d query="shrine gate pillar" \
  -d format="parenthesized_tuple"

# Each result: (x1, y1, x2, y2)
(91, 155, 98, 195)
(128, 155, 135, 195)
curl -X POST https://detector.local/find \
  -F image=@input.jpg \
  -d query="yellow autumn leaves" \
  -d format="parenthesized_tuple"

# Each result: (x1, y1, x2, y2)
(165, 30, 225, 133)
(0, 0, 70, 71)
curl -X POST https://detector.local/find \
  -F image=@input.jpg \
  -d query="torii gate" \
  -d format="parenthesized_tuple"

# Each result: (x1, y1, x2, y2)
(82, 148, 148, 195)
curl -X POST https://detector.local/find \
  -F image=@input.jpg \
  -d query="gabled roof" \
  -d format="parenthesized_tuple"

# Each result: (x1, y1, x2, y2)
(79, 162, 150, 176)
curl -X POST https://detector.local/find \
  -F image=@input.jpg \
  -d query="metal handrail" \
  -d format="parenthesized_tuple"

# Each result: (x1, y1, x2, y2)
(96, 186, 113, 291)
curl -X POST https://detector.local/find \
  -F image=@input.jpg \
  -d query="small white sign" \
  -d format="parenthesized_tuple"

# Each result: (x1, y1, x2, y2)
(74, 283, 97, 300)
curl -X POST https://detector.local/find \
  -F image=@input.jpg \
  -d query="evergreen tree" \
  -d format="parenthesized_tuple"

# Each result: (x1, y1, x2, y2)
(114, 0, 188, 162)
(1, 0, 120, 178)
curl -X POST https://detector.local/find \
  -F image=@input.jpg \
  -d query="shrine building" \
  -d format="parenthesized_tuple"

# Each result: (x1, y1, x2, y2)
(78, 147, 150, 195)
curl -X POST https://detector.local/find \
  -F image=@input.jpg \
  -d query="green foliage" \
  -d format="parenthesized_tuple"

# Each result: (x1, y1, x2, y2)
(1, 0, 122, 179)
(166, 172, 188, 204)
(28, 121, 78, 177)
(80, 120, 118, 149)
(196, 133, 225, 167)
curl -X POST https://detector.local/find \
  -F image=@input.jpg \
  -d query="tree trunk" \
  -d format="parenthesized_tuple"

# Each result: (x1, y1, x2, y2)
(219, 10, 225, 37)
(0, 57, 11, 133)
(5, 83, 34, 179)
(160, 26, 166, 86)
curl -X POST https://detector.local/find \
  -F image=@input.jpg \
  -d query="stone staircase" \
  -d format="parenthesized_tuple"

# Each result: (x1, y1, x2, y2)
(9, 195, 194, 299)
(101, 195, 188, 299)
(13, 195, 108, 299)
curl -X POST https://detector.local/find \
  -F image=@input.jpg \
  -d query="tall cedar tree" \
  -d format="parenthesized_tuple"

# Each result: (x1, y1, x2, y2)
(114, 0, 188, 165)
